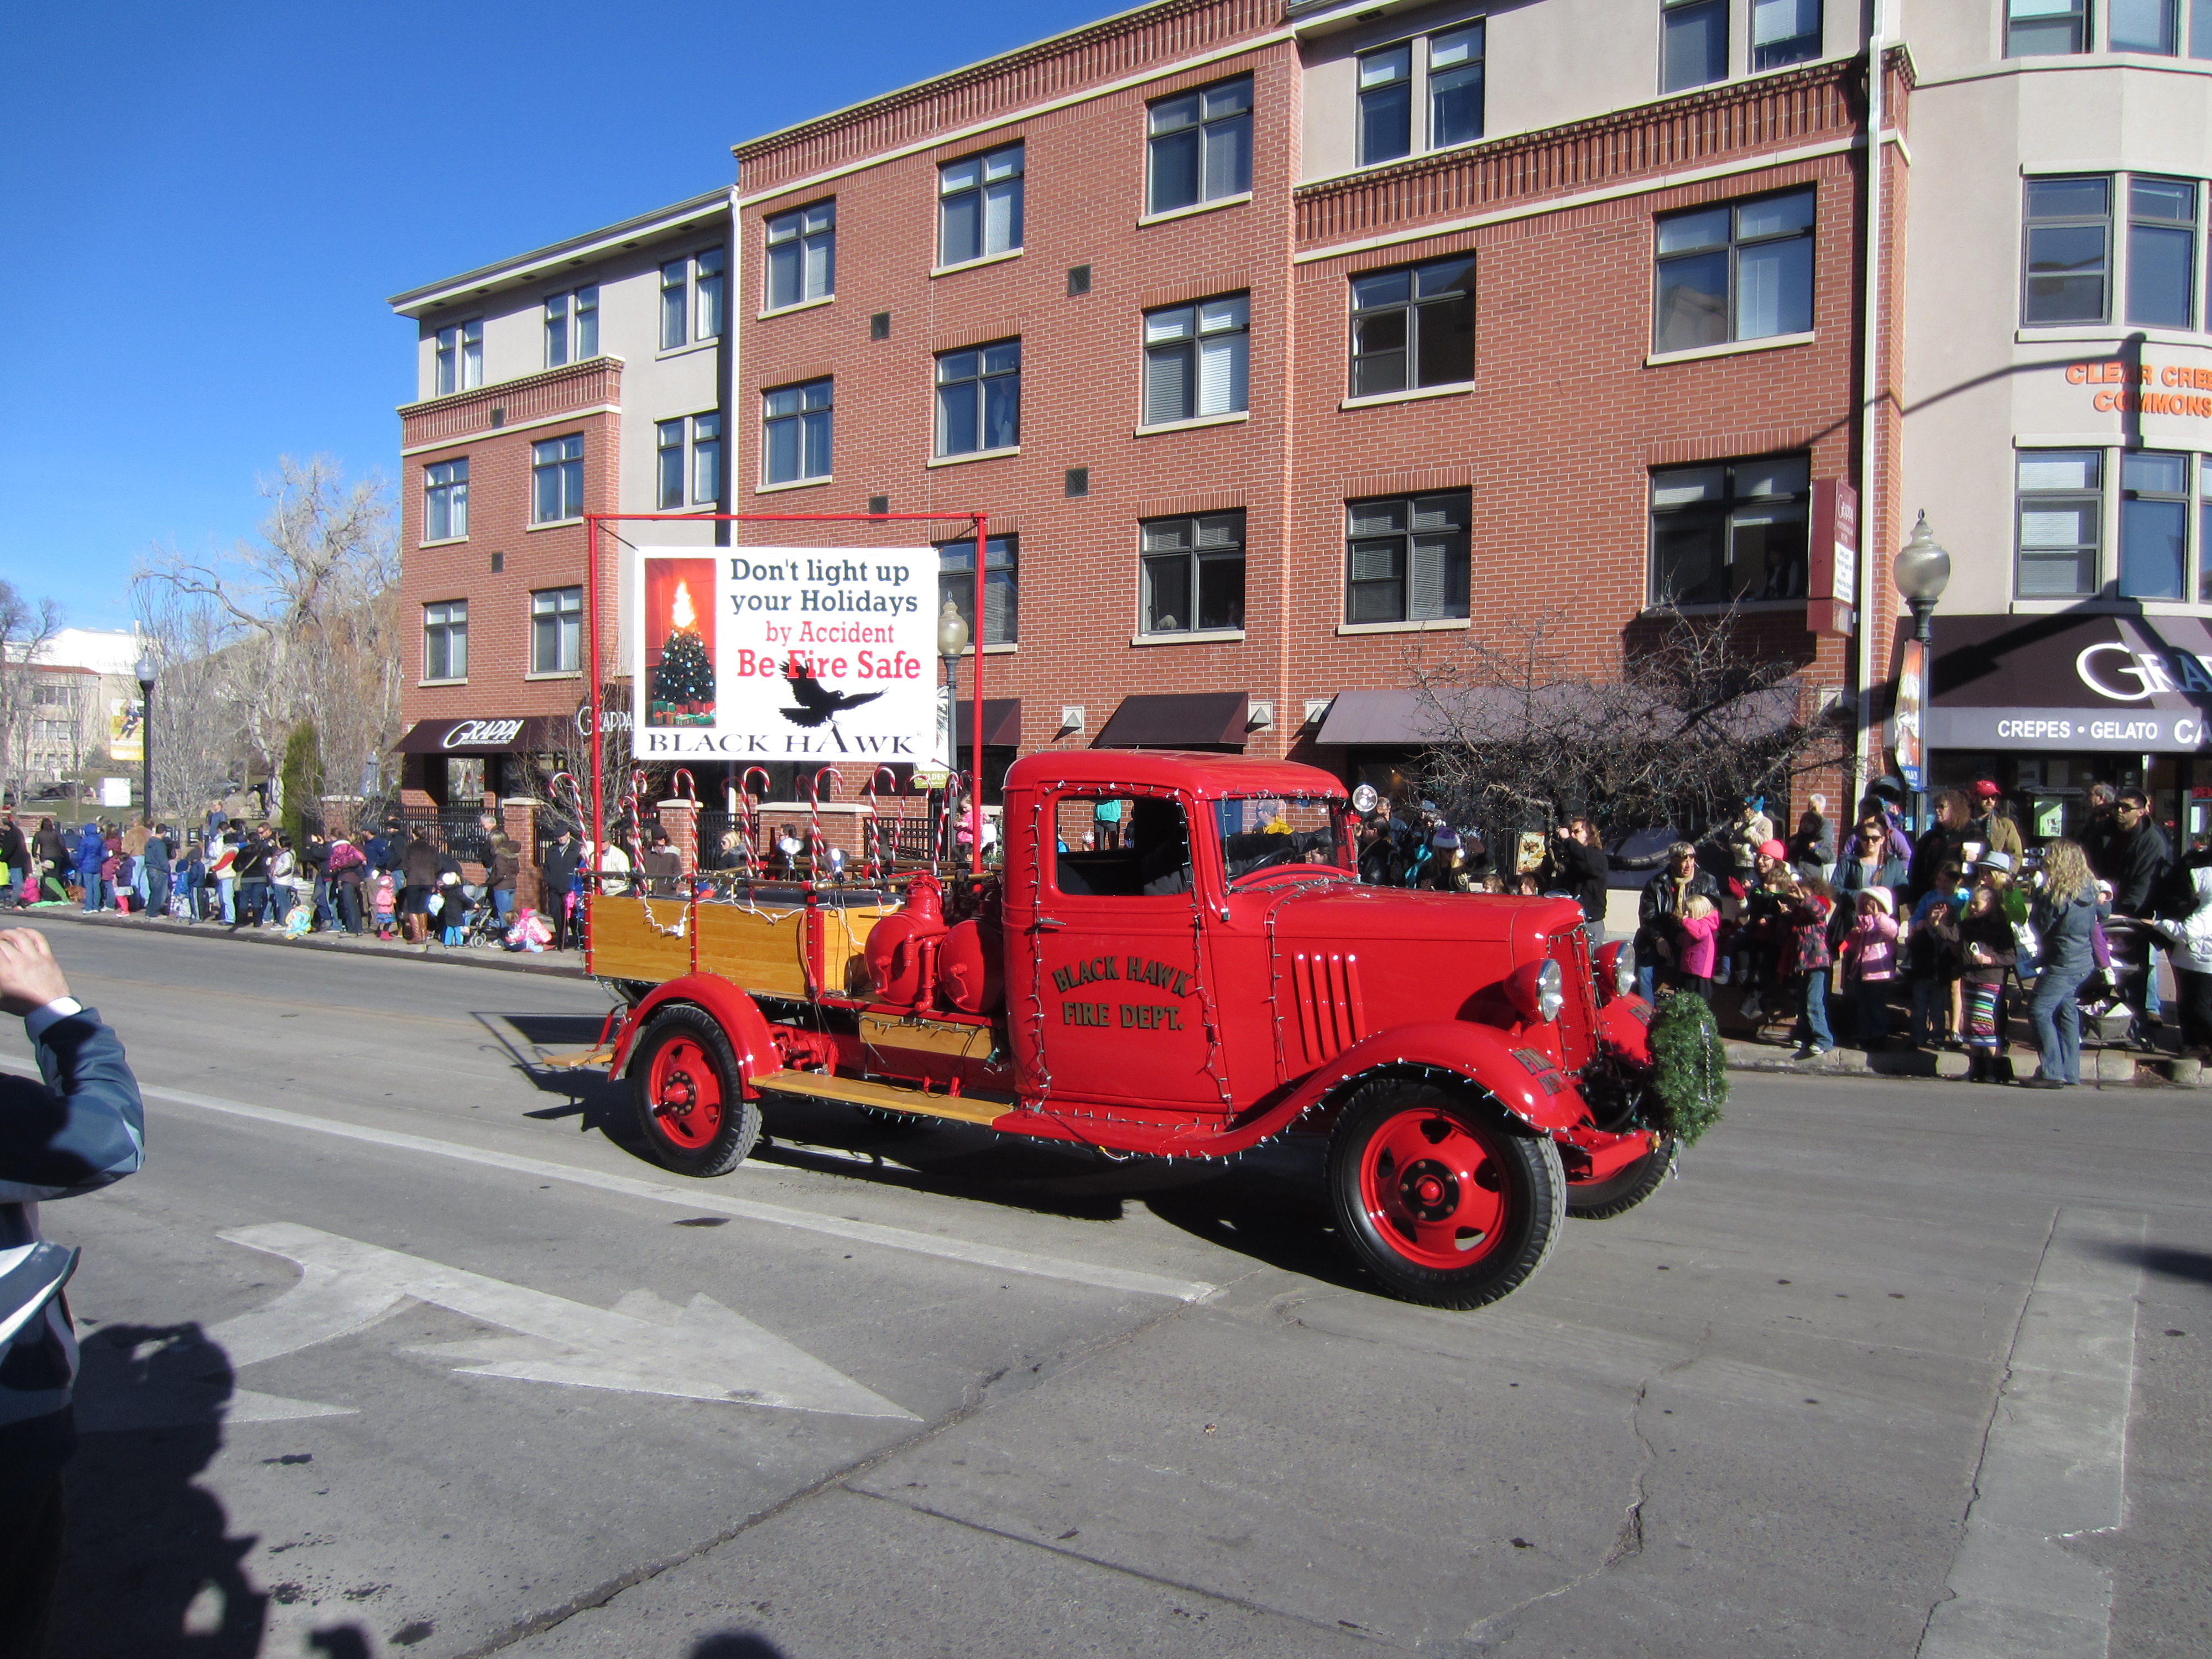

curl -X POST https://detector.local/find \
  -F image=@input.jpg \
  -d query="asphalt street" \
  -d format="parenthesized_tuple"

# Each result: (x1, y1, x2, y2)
(7, 915, 2209, 1659)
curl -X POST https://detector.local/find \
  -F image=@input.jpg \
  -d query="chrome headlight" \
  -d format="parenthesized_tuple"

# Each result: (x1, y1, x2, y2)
(1536, 958, 1565, 1022)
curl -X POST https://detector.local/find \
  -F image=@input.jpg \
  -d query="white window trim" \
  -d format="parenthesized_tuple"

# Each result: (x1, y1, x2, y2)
(927, 446, 1021, 468)
(523, 670, 586, 681)
(755, 475, 832, 494)
(656, 338, 724, 362)
(1644, 330, 1816, 367)
(1130, 628, 1246, 646)
(931, 247, 1025, 279)
(2016, 325, 2207, 347)
(757, 295, 836, 321)
(1335, 617, 1472, 636)
(525, 517, 586, 532)
(1135, 410, 1250, 437)
(416, 677, 469, 688)
(1137, 191, 1254, 228)
(416, 535, 470, 549)
(1339, 381, 1475, 410)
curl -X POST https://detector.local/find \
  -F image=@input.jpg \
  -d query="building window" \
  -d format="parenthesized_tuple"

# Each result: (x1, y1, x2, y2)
(765, 201, 834, 309)
(661, 259, 687, 350)
(2022, 177, 2111, 325)
(544, 286, 598, 368)
(1142, 295, 1249, 425)
(1350, 255, 1474, 396)
(433, 320, 482, 396)
(531, 434, 585, 523)
(2008, 0, 2089, 53)
(2127, 177, 2198, 328)
(1140, 511, 1245, 635)
(1358, 44, 1413, 165)
(2120, 451, 2190, 599)
(656, 420, 686, 510)
(531, 587, 583, 675)
(2111, 0, 2179, 52)
(424, 459, 468, 541)
(1662, 0, 1729, 92)
(1751, 0, 1822, 68)
(696, 248, 726, 340)
(763, 379, 832, 483)
(1428, 24, 1485, 147)
(424, 601, 467, 681)
(939, 144, 1024, 267)
(2197, 0, 2212, 57)
(1345, 492, 1470, 624)
(1653, 189, 1815, 353)
(1649, 455, 1812, 606)
(692, 411, 723, 505)
(936, 534, 1018, 646)
(2015, 451, 2102, 598)
(2201, 455, 2212, 599)
(1149, 77, 1253, 213)
(935, 341, 1020, 456)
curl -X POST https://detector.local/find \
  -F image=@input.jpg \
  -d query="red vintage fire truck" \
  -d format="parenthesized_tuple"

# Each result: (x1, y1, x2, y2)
(574, 750, 1670, 1308)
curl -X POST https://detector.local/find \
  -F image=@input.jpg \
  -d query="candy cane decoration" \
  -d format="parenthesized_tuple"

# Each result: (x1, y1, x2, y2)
(670, 768, 696, 801)
(740, 765, 770, 880)
(808, 766, 843, 885)
(864, 766, 899, 886)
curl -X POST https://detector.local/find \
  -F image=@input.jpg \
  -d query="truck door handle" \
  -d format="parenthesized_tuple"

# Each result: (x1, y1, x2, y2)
(1030, 915, 1066, 932)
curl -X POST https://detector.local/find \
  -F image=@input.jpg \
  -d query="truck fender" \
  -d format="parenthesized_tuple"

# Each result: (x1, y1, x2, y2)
(611, 973, 783, 1097)
(1595, 997, 1655, 1067)
(1290, 1021, 1589, 1136)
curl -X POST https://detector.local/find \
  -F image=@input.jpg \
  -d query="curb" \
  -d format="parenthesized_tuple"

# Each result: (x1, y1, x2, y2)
(11, 905, 589, 980)
(1719, 1036, 2205, 1089)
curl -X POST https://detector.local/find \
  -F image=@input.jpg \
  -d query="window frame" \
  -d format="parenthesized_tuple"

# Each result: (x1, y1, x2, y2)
(424, 457, 469, 542)
(543, 285, 598, 369)
(1652, 187, 1817, 353)
(2110, 0, 2180, 53)
(2007, 0, 2090, 54)
(1661, 0, 1729, 93)
(432, 319, 483, 397)
(1147, 76, 1254, 213)
(2022, 175, 2114, 326)
(2119, 450, 2192, 599)
(1348, 254, 1476, 397)
(1750, 0, 1822, 69)
(656, 419, 686, 511)
(1343, 492, 1472, 625)
(1353, 24, 1485, 169)
(423, 599, 468, 682)
(934, 340, 1022, 457)
(764, 201, 834, 310)
(763, 378, 833, 485)
(1139, 510, 1247, 638)
(1141, 293, 1250, 426)
(530, 433, 586, 524)
(530, 586, 584, 676)
(935, 533, 1019, 647)
(938, 143, 1025, 268)
(2125, 175, 2198, 330)
(1647, 453, 1814, 608)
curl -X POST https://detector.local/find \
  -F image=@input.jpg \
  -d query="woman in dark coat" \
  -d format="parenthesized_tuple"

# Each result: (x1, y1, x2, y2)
(399, 832, 441, 943)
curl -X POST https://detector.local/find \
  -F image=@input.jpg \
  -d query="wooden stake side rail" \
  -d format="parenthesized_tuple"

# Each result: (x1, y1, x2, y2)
(754, 1069, 1010, 1126)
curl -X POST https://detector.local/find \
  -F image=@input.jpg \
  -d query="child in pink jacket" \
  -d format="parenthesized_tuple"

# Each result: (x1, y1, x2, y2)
(1842, 887, 1900, 1050)
(1674, 893, 1722, 1001)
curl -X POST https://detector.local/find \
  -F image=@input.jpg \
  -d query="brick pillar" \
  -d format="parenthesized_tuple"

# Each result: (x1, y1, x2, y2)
(317, 796, 359, 836)
(502, 798, 540, 911)
(658, 799, 700, 876)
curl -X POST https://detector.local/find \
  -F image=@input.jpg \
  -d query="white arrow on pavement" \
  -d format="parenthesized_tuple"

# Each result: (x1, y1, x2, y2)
(213, 1223, 917, 1420)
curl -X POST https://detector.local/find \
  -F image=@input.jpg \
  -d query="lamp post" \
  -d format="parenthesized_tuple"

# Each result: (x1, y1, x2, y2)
(133, 651, 156, 829)
(936, 602, 973, 872)
(1891, 511, 1951, 833)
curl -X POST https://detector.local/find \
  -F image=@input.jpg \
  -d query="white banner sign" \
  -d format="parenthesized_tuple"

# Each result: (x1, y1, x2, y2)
(630, 546, 935, 761)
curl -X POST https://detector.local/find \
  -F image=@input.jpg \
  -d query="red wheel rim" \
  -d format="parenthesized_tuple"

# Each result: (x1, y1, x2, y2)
(1358, 1107, 1508, 1270)
(648, 1037, 724, 1150)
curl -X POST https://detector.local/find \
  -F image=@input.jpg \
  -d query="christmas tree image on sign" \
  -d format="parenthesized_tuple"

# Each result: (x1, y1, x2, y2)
(645, 557, 717, 727)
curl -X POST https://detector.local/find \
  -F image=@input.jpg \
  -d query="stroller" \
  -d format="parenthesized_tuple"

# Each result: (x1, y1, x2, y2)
(460, 883, 510, 949)
(2078, 914, 2153, 1048)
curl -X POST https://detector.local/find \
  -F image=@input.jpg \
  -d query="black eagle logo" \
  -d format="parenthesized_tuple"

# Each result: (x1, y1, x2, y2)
(779, 660, 885, 728)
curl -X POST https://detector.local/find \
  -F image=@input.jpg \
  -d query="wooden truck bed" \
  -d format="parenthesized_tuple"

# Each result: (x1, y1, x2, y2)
(587, 889, 899, 998)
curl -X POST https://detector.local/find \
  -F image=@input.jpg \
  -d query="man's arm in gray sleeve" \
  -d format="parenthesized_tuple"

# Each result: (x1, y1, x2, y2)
(0, 1008, 145, 1202)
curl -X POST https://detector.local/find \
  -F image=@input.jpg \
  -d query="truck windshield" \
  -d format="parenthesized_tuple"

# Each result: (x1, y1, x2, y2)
(1213, 795, 1354, 884)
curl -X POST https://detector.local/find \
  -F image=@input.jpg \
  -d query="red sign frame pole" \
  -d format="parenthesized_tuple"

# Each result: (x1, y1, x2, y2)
(582, 509, 992, 946)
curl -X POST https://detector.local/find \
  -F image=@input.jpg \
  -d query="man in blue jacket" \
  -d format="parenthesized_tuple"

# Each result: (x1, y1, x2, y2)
(0, 928, 144, 1657)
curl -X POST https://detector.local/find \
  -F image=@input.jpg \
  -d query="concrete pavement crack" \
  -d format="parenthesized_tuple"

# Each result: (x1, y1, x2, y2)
(451, 1265, 1263, 1658)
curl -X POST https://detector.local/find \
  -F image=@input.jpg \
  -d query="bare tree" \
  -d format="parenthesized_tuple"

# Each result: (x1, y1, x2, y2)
(1410, 607, 1848, 846)
(133, 456, 402, 828)
(0, 581, 63, 808)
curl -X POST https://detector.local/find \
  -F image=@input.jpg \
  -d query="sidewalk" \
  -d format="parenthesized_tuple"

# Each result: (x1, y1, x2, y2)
(1717, 1034, 2206, 1088)
(13, 902, 587, 979)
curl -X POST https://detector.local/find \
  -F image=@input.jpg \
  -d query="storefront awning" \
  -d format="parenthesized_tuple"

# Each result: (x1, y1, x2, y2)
(1094, 692, 1249, 748)
(953, 697, 1022, 747)
(1317, 685, 1798, 747)
(394, 716, 571, 754)
(1919, 613, 2212, 753)
(1314, 690, 1446, 746)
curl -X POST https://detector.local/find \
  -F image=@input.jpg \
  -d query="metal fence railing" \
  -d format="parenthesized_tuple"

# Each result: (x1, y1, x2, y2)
(399, 811, 495, 868)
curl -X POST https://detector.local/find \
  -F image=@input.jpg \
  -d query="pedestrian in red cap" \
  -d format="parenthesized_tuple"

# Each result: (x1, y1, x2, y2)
(1967, 780, 2024, 864)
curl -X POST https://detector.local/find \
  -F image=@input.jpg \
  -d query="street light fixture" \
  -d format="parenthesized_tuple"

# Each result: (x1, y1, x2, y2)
(1891, 512, 1950, 831)
(936, 602, 977, 871)
(133, 650, 156, 829)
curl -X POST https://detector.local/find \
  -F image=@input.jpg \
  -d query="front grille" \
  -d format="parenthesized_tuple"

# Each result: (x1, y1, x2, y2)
(1546, 926, 1597, 1067)
(1290, 951, 1367, 1067)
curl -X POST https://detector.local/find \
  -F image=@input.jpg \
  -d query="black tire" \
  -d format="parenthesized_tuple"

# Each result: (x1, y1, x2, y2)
(1327, 1075, 1564, 1310)
(629, 1006, 762, 1177)
(1565, 1136, 1673, 1219)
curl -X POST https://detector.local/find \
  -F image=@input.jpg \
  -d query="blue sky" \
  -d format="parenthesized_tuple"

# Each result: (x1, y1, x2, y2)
(0, 0, 1109, 633)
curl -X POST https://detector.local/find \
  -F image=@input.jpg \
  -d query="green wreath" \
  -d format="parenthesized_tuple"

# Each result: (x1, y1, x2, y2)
(1645, 990, 1728, 1148)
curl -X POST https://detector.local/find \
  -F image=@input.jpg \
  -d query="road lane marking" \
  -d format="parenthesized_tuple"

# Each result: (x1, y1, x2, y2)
(0, 1056, 1215, 1304)
(218, 1223, 918, 1418)
(1918, 1207, 2145, 1659)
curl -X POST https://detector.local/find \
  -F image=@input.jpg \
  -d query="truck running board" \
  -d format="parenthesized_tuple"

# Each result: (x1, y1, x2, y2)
(758, 1070, 1007, 1128)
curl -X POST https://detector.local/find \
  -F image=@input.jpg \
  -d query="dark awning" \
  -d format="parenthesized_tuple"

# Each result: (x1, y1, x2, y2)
(394, 716, 570, 754)
(1316, 684, 1801, 747)
(1918, 612, 2212, 753)
(1314, 690, 1443, 746)
(1094, 692, 1249, 749)
(953, 697, 1022, 747)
